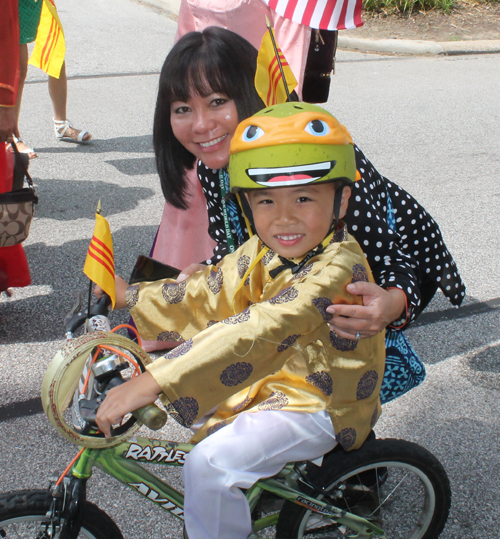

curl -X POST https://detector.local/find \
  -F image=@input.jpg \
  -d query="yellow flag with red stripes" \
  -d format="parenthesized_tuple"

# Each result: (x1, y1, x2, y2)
(83, 213, 116, 308)
(28, 0, 66, 78)
(255, 28, 297, 107)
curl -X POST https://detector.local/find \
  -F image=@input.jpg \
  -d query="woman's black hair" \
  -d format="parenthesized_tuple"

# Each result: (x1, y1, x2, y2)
(153, 27, 265, 209)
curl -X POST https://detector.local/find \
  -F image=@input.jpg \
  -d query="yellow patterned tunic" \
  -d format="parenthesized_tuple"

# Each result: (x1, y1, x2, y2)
(127, 225, 385, 450)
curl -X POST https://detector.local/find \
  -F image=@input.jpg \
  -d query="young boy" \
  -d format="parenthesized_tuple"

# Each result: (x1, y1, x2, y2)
(96, 103, 385, 539)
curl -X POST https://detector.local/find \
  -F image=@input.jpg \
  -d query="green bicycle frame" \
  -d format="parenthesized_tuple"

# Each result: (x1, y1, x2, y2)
(69, 435, 384, 538)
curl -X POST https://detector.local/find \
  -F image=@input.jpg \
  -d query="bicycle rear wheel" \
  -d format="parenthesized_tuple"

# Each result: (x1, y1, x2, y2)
(276, 438, 451, 539)
(0, 489, 123, 539)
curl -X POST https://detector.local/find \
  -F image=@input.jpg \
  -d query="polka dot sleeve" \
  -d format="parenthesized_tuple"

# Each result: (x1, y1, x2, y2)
(344, 146, 465, 328)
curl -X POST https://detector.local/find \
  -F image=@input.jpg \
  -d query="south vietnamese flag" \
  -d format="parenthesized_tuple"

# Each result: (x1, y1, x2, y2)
(255, 28, 297, 107)
(28, 0, 66, 78)
(83, 213, 116, 308)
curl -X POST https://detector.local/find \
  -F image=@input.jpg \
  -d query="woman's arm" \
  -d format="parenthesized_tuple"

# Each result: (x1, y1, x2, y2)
(94, 275, 130, 310)
(327, 282, 406, 339)
(326, 146, 423, 338)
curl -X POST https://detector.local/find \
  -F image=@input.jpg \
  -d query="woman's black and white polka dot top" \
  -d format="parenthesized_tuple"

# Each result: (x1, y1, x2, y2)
(197, 144, 465, 329)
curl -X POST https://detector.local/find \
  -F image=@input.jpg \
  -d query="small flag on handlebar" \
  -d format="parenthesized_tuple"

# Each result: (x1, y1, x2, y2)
(83, 211, 116, 308)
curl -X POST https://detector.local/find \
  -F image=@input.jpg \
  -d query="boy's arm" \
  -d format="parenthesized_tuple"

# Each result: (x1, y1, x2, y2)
(127, 240, 258, 342)
(147, 242, 370, 427)
(95, 371, 162, 438)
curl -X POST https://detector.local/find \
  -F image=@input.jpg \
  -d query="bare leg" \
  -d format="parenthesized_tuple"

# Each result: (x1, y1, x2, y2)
(49, 61, 68, 121)
(11, 45, 37, 158)
(49, 62, 91, 142)
(14, 44, 29, 133)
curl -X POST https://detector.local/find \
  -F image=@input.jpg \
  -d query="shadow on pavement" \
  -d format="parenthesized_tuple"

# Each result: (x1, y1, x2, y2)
(32, 134, 154, 155)
(0, 225, 156, 345)
(33, 179, 155, 220)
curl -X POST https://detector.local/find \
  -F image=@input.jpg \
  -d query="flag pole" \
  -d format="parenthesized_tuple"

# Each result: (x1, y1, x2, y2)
(265, 17, 291, 102)
(87, 200, 102, 319)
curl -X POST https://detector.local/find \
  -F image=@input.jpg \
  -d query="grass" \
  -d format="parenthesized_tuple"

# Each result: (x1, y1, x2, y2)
(363, 0, 498, 14)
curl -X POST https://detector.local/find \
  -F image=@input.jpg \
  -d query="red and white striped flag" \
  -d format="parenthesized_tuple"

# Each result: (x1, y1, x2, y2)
(263, 0, 363, 31)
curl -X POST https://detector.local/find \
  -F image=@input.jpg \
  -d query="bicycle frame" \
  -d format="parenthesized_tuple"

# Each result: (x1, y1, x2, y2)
(57, 296, 384, 538)
(68, 435, 385, 538)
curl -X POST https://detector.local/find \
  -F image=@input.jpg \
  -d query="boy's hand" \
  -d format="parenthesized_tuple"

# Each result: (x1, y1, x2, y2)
(326, 282, 406, 340)
(176, 263, 206, 283)
(94, 275, 129, 310)
(95, 371, 162, 438)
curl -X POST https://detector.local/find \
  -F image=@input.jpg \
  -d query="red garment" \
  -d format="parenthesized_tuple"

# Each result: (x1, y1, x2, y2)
(0, 147, 31, 292)
(0, 2, 31, 292)
(0, 0, 20, 107)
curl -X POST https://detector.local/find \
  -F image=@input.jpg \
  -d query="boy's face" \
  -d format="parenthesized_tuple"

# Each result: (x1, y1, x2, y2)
(247, 183, 350, 259)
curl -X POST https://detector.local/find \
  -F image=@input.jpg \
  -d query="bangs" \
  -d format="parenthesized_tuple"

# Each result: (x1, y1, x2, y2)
(166, 47, 235, 103)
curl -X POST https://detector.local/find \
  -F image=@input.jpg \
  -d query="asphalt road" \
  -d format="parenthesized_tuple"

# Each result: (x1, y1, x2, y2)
(1, 0, 499, 537)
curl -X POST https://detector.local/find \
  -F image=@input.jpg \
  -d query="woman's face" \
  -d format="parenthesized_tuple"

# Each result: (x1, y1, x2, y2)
(170, 91, 239, 170)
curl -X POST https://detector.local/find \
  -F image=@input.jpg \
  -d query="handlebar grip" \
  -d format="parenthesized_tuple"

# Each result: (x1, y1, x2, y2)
(132, 403, 168, 430)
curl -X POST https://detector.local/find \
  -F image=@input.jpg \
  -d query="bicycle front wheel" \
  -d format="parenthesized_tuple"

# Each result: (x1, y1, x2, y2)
(0, 489, 123, 539)
(276, 438, 451, 539)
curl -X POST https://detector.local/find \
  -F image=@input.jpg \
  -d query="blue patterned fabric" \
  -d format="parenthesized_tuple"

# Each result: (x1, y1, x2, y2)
(380, 189, 426, 404)
(381, 330, 426, 404)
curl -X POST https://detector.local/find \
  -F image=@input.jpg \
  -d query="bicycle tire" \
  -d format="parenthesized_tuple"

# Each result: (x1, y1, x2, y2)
(0, 489, 124, 539)
(276, 438, 451, 539)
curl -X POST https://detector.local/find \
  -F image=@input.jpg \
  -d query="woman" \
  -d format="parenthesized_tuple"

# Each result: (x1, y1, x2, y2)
(150, 28, 465, 399)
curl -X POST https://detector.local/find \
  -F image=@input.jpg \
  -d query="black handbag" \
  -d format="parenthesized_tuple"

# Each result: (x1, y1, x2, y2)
(302, 29, 338, 104)
(0, 144, 38, 247)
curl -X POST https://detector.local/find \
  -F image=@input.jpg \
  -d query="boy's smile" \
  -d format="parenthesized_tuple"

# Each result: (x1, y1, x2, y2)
(247, 183, 350, 260)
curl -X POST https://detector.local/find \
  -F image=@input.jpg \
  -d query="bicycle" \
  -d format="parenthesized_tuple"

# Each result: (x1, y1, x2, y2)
(0, 293, 451, 539)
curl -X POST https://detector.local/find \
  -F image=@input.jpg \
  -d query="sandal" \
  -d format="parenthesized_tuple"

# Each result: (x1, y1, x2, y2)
(8, 135, 37, 159)
(53, 118, 92, 143)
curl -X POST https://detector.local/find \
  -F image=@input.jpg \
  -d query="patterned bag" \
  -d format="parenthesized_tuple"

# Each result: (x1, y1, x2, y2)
(380, 188, 426, 404)
(381, 330, 426, 404)
(0, 146, 38, 247)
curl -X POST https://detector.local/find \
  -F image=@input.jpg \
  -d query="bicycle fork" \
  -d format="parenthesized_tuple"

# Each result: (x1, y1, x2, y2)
(42, 476, 88, 539)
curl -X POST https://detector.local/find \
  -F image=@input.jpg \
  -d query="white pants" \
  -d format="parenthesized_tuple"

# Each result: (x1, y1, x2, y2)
(182, 410, 337, 539)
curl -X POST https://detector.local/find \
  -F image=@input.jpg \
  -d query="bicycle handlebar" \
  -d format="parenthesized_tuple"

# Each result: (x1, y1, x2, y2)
(79, 369, 168, 434)
(130, 403, 168, 431)
(65, 292, 111, 334)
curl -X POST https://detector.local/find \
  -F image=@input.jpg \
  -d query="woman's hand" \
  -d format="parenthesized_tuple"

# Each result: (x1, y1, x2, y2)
(326, 282, 406, 340)
(94, 275, 129, 310)
(96, 371, 162, 438)
(176, 263, 206, 282)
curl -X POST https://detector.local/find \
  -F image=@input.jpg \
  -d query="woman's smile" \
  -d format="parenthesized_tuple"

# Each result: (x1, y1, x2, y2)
(198, 134, 229, 148)
(171, 92, 239, 170)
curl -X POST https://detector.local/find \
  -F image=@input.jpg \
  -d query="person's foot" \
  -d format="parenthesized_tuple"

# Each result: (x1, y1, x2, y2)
(8, 137, 37, 159)
(53, 118, 92, 143)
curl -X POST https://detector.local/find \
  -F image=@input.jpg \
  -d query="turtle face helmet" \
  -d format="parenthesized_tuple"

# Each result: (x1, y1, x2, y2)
(228, 102, 360, 246)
